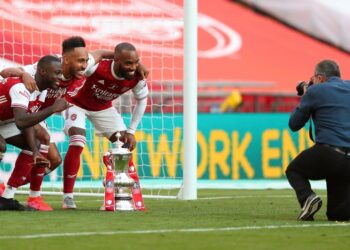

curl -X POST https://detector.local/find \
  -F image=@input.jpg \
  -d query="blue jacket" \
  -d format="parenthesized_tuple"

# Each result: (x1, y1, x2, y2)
(289, 76, 350, 148)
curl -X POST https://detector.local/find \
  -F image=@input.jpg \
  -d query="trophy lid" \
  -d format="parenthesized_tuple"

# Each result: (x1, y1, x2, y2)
(109, 132, 131, 155)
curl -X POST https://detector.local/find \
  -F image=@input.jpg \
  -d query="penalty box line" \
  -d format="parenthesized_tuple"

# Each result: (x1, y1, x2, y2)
(0, 223, 349, 240)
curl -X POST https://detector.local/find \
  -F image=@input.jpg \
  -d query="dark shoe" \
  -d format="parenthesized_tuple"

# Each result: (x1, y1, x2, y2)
(297, 194, 322, 221)
(0, 197, 35, 211)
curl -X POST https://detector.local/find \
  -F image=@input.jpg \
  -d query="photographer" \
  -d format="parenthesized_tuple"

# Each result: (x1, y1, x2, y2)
(286, 59, 350, 221)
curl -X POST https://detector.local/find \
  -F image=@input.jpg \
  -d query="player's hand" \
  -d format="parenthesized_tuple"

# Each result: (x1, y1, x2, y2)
(52, 98, 72, 113)
(137, 62, 149, 79)
(32, 152, 50, 168)
(124, 133, 136, 151)
(22, 72, 38, 93)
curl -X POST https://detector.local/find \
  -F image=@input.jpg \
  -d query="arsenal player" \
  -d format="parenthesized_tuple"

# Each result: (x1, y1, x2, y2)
(0, 55, 70, 211)
(62, 42, 148, 209)
(13, 37, 115, 179)
(2, 38, 148, 209)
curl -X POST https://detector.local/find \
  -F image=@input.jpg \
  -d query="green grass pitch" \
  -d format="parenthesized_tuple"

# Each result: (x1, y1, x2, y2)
(0, 189, 349, 250)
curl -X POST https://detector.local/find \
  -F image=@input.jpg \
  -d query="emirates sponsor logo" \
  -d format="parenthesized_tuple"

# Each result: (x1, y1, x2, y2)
(47, 88, 66, 98)
(91, 84, 120, 101)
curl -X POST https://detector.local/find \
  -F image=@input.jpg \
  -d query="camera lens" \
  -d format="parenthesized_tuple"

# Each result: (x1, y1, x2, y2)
(296, 81, 307, 96)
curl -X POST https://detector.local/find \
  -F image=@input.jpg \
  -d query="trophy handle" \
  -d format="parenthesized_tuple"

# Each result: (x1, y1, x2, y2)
(103, 151, 116, 211)
(103, 152, 113, 170)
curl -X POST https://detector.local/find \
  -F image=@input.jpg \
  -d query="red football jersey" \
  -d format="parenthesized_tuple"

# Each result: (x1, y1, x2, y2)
(0, 77, 42, 123)
(65, 60, 147, 111)
(39, 77, 86, 110)
(22, 54, 94, 110)
(27, 90, 47, 113)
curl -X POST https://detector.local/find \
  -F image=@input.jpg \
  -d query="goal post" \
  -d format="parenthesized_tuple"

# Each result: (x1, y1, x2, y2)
(178, 0, 197, 200)
(0, 0, 197, 200)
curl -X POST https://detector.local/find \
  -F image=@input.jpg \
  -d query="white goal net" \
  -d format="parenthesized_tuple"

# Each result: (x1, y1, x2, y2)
(0, 0, 185, 198)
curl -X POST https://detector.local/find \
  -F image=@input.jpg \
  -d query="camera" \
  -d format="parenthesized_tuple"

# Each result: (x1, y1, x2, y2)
(296, 80, 313, 96)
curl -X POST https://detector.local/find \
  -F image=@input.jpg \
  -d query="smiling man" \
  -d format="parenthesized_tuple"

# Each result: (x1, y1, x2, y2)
(0, 55, 70, 211)
(16, 36, 116, 183)
(62, 42, 149, 209)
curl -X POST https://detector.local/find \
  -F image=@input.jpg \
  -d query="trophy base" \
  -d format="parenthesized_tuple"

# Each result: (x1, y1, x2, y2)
(115, 197, 135, 211)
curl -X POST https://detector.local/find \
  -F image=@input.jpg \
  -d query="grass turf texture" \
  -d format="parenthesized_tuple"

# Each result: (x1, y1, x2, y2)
(0, 189, 349, 250)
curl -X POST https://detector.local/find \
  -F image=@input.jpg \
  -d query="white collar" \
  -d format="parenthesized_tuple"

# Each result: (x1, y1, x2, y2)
(30, 89, 46, 101)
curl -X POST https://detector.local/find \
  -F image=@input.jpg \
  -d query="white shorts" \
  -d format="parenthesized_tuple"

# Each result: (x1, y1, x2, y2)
(64, 105, 127, 139)
(0, 122, 21, 139)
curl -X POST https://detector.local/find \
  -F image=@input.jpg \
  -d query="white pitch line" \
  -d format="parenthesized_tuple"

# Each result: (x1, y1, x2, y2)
(42, 194, 299, 204)
(198, 194, 297, 200)
(0, 223, 348, 240)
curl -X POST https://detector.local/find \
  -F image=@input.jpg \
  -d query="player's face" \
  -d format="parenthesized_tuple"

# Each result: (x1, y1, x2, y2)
(64, 47, 89, 79)
(43, 61, 63, 90)
(114, 50, 139, 80)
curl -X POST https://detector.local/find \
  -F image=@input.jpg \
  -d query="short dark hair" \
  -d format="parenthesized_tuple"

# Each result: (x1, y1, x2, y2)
(114, 42, 136, 54)
(62, 36, 86, 54)
(315, 60, 341, 78)
(37, 55, 61, 70)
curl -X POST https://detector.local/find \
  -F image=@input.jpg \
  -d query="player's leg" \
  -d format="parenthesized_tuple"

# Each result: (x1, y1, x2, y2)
(34, 122, 62, 175)
(0, 134, 6, 196)
(62, 105, 87, 209)
(0, 123, 34, 210)
(0, 134, 6, 161)
(94, 108, 136, 150)
(90, 107, 134, 168)
(90, 108, 134, 173)
(45, 143, 62, 175)
(24, 124, 54, 211)
(90, 107, 127, 143)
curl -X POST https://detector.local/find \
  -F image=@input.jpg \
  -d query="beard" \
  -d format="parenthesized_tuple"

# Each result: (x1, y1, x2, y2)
(117, 66, 134, 80)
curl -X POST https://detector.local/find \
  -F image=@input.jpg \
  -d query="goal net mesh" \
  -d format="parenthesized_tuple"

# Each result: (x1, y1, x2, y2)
(0, 0, 184, 198)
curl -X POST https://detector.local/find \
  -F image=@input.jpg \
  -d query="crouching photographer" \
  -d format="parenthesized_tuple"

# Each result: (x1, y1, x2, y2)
(286, 59, 350, 221)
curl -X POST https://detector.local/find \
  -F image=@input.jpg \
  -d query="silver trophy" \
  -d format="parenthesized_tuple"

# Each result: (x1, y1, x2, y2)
(109, 132, 135, 211)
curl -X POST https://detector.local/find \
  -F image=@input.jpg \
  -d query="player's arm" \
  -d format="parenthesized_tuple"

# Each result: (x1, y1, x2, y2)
(88, 50, 149, 78)
(0, 67, 25, 78)
(125, 80, 149, 151)
(13, 98, 70, 130)
(137, 62, 149, 79)
(0, 67, 38, 92)
(125, 97, 147, 151)
(89, 50, 114, 64)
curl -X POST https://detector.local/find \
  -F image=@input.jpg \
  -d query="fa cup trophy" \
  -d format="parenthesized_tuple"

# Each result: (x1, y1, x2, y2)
(102, 132, 145, 211)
